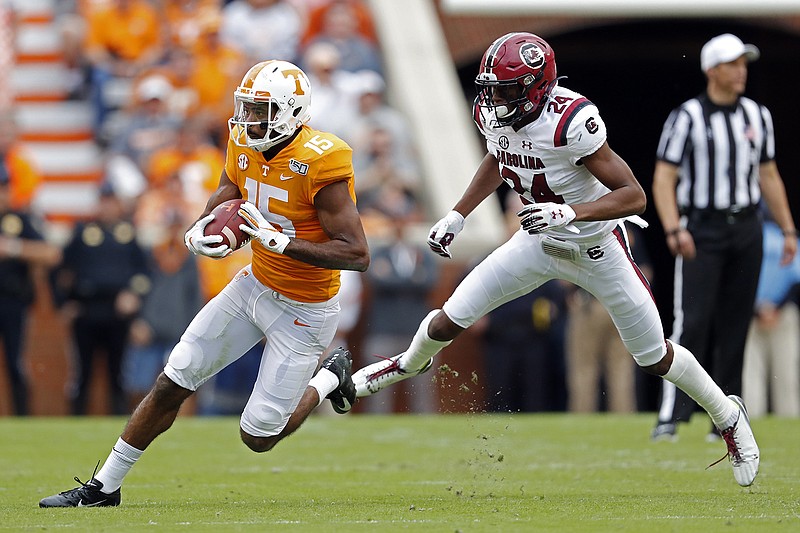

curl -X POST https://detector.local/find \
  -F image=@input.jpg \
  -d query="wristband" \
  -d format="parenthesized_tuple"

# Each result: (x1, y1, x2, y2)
(782, 229, 798, 237)
(665, 228, 682, 238)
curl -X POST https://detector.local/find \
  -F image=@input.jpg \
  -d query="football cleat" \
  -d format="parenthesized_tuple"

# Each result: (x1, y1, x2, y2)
(709, 395, 760, 487)
(353, 354, 433, 398)
(322, 347, 356, 414)
(39, 472, 121, 508)
(650, 422, 677, 442)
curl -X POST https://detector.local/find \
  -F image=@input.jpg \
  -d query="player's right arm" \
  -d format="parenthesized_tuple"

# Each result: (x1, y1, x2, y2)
(198, 169, 243, 218)
(428, 152, 502, 258)
(184, 170, 242, 258)
(451, 152, 503, 218)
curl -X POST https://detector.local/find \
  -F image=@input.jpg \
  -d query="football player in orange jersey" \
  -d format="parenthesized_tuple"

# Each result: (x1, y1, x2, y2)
(40, 60, 370, 508)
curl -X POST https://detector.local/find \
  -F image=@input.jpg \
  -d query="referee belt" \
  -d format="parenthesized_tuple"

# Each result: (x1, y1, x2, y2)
(682, 205, 758, 224)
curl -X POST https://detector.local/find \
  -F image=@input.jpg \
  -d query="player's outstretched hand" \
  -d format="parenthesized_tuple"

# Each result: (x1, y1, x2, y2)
(427, 210, 465, 258)
(238, 201, 290, 254)
(517, 202, 576, 234)
(184, 214, 232, 258)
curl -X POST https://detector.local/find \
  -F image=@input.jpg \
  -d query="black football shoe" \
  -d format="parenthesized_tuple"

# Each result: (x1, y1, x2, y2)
(39, 473, 121, 508)
(322, 347, 357, 414)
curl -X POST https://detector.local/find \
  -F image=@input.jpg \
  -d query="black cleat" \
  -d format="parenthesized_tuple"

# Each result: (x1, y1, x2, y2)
(322, 347, 357, 414)
(39, 470, 121, 508)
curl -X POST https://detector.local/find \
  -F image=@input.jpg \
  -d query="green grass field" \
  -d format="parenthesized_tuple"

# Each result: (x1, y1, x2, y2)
(2, 414, 798, 532)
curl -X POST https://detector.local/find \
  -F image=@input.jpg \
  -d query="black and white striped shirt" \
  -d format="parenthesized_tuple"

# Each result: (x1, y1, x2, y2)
(656, 93, 775, 211)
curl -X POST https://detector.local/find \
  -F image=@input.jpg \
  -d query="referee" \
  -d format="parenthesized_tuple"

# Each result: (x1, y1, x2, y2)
(651, 34, 797, 441)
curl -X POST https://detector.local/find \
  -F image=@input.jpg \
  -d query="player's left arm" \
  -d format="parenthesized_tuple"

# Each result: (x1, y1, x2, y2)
(573, 142, 647, 222)
(282, 180, 370, 272)
(759, 160, 797, 265)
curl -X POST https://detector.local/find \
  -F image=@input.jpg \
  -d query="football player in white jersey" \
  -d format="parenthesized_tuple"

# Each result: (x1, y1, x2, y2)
(352, 32, 760, 487)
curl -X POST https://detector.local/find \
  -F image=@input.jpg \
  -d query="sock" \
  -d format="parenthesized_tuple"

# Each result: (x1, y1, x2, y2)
(308, 368, 339, 406)
(663, 341, 737, 429)
(399, 310, 452, 371)
(94, 438, 143, 493)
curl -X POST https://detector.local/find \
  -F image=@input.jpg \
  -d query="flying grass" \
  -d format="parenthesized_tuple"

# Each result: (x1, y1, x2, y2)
(2, 414, 798, 532)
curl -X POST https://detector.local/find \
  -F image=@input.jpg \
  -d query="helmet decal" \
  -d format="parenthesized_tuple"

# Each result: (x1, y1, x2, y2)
(519, 43, 545, 69)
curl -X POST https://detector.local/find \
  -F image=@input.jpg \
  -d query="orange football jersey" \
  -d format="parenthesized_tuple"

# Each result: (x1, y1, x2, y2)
(225, 125, 356, 302)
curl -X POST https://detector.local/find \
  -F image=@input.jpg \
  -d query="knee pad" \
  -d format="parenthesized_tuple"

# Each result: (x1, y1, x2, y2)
(240, 403, 288, 438)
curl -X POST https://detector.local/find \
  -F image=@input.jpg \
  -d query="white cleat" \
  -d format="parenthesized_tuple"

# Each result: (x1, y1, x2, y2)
(717, 395, 760, 487)
(353, 354, 433, 398)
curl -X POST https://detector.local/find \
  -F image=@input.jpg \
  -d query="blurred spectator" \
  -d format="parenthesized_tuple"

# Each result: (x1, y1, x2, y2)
(0, 172, 61, 415)
(346, 70, 415, 166)
(360, 213, 440, 413)
(220, 0, 303, 65)
(142, 46, 200, 120)
(0, 113, 42, 211)
(482, 280, 569, 413)
(742, 219, 800, 417)
(352, 125, 421, 218)
(302, 0, 381, 74)
(327, 269, 363, 355)
(145, 118, 225, 211)
(301, 0, 377, 47)
(81, 0, 165, 134)
(104, 74, 182, 200)
(55, 184, 150, 415)
(124, 210, 203, 409)
(565, 286, 635, 413)
(301, 42, 361, 138)
(161, 0, 223, 50)
(189, 14, 248, 144)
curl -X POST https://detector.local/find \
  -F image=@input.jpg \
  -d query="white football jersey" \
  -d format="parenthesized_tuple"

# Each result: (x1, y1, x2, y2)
(476, 85, 618, 241)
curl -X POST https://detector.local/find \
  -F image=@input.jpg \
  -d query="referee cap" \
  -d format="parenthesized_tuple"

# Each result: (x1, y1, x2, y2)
(701, 34, 760, 71)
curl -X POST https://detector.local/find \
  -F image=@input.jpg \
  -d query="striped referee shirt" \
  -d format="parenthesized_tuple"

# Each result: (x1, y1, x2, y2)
(656, 93, 775, 211)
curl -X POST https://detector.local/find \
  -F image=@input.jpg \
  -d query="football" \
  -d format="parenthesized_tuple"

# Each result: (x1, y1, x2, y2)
(204, 199, 251, 251)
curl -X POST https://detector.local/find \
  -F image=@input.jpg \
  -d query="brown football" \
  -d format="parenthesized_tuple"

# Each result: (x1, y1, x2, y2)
(204, 199, 251, 251)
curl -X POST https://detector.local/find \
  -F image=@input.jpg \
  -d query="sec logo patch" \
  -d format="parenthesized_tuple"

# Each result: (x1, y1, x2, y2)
(237, 153, 249, 171)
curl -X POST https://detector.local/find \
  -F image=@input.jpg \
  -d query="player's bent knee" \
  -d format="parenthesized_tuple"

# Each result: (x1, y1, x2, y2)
(239, 428, 278, 453)
(240, 403, 287, 445)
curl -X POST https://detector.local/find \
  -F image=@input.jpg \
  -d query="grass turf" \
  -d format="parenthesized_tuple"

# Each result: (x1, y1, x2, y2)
(2, 414, 798, 532)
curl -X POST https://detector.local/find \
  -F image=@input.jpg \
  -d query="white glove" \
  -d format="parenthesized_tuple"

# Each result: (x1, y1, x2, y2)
(427, 210, 465, 258)
(238, 201, 290, 254)
(517, 202, 577, 234)
(184, 214, 232, 258)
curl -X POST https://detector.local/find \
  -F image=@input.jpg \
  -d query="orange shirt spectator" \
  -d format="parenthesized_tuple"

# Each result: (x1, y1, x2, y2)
(0, 115, 41, 210)
(191, 18, 248, 136)
(301, 0, 376, 46)
(162, 0, 223, 49)
(83, 0, 164, 76)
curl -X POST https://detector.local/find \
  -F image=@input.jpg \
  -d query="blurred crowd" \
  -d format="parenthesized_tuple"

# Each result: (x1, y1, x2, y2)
(2, 0, 798, 418)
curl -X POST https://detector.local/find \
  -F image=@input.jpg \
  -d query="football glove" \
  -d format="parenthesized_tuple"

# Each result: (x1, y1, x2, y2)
(184, 214, 232, 258)
(427, 210, 465, 258)
(238, 201, 290, 254)
(517, 202, 577, 234)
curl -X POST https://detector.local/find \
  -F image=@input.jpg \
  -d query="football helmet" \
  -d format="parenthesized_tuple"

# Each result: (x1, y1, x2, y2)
(474, 32, 557, 127)
(229, 60, 312, 152)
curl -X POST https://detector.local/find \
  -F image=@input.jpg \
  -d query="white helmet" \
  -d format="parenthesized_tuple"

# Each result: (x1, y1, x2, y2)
(228, 60, 312, 152)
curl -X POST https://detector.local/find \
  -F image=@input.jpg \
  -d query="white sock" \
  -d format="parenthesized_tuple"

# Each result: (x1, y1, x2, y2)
(308, 368, 339, 406)
(399, 310, 452, 371)
(663, 341, 737, 429)
(94, 438, 143, 493)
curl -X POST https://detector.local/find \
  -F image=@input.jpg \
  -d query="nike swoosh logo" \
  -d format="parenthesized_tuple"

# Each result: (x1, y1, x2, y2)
(77, 499, 108, 507)
(293, 318, 310, 327)
(279, 174, 293, 181)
